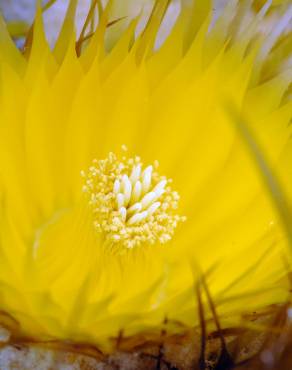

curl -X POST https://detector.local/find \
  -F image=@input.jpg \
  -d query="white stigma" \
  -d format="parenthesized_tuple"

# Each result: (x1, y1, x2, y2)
(82, 149, 185, 251)
(114, 168, 165, 224)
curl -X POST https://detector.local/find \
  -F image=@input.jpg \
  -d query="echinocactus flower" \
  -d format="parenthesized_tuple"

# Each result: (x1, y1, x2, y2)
(0, 0, 291, 366)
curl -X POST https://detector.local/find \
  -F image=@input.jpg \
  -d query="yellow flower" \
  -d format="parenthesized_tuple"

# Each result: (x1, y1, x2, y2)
(0, 0, 291, 353)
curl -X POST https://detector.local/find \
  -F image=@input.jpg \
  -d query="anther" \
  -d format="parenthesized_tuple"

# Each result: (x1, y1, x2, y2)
(82, 150, 185, 250)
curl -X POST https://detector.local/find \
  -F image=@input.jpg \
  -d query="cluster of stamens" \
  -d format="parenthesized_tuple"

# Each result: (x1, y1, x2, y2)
(81, 149, 185, 250)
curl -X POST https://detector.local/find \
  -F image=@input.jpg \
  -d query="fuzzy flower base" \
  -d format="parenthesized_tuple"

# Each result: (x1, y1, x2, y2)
(0, 304, 292, 369)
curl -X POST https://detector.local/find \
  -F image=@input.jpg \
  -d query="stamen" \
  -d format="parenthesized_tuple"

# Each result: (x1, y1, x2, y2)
(82, 149, 185, 250)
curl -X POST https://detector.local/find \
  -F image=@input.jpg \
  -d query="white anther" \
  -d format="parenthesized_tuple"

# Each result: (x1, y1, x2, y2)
(131, 181, 142, 204)
(122, 175, 132, 205)
(113, 179, 120, 194)
(128, 202, 142, 215)
(119, 207, 127, 222)
(153, 180, 167, 193)
(141, 191, 157, 209)
(127, 211, 148, 225)
(142, 166, 152, 193)
(130, 164, 141, 184)
(147, 202, 161, 216)
(116, 193, 125, 209)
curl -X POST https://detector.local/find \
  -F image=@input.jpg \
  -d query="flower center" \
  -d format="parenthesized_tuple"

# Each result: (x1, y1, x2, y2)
(81, 148, 185, 250)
